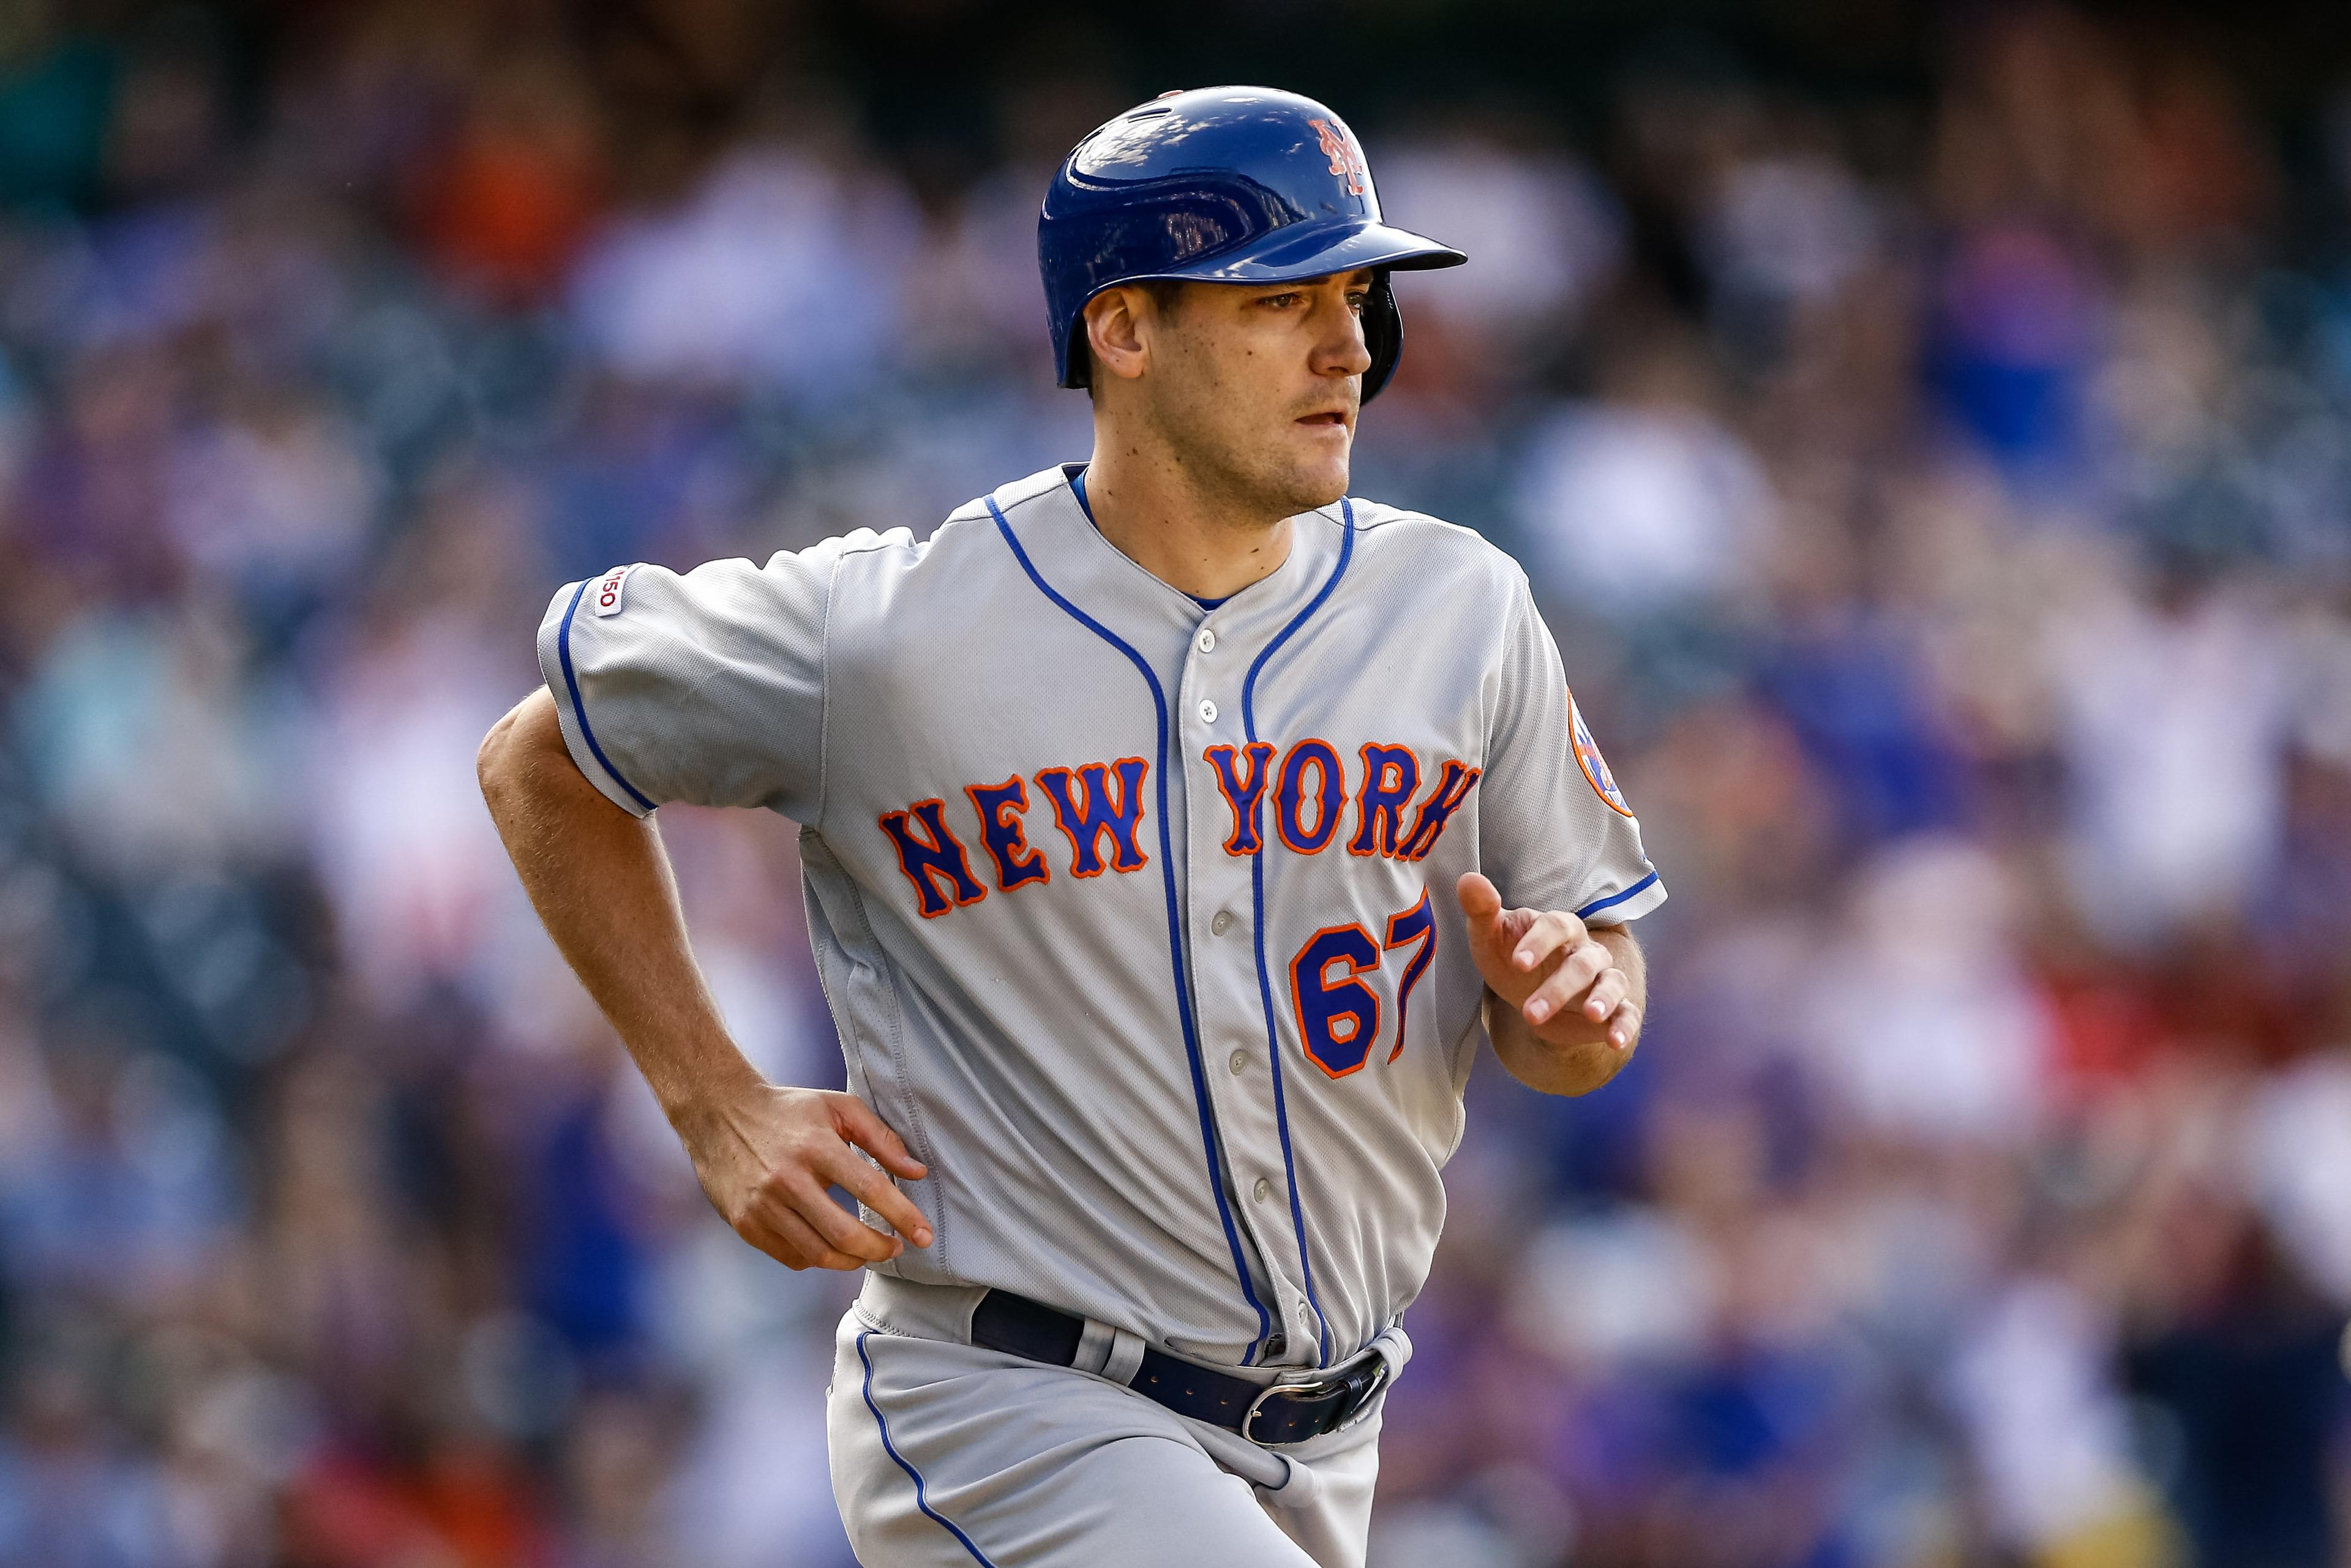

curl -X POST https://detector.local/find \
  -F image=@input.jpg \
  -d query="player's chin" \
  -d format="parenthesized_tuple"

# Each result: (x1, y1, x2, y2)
(1277, 429, 1352, 506)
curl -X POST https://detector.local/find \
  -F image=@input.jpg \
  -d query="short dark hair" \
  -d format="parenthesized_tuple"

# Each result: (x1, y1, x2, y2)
(1079, 278, 1187, 397)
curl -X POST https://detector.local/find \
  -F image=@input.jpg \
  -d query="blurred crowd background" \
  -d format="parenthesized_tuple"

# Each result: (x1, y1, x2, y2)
(2, 1, 2350, 1564)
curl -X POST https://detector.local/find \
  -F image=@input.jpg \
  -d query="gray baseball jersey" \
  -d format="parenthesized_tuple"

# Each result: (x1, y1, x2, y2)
(537, 462, 1664, 1371)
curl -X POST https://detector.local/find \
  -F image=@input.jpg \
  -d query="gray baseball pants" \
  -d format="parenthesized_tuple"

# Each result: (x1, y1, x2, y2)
(828, 1274, 1406, 1567)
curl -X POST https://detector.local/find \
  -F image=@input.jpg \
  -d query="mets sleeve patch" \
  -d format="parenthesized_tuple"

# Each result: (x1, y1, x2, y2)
(1567, 687, 1635, 817)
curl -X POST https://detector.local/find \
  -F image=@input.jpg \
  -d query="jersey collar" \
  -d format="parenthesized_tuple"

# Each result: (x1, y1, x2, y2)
(1047, 462, 1333, 626)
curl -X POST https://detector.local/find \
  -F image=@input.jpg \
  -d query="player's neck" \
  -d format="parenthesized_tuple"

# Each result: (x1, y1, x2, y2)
(1079, 441, 1295, 603)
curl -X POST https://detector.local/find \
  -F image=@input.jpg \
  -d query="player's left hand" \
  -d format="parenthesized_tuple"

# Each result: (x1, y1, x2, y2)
(1456, 872, 1640, 1052)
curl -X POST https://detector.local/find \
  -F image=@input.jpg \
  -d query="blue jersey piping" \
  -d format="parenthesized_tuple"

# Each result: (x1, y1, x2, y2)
(556, 578, 657, 814)
(1576, 869, 1660, 921)
(858, 1330, 999, 1566)
(1239, 499, 1355, 1367)
(986, 495, 1274, 1358)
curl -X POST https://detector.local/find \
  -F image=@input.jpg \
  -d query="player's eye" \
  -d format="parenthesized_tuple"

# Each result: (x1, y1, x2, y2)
(1346, 292, 1370, 315)
(1259, 291, 1303, 309)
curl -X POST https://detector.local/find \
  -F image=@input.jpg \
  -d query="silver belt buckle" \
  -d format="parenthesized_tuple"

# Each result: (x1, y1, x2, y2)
(1241, 1378, 1324, 1446)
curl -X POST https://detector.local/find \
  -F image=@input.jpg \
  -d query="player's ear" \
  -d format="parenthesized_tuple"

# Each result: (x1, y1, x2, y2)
(1083, 286, 1152, 386)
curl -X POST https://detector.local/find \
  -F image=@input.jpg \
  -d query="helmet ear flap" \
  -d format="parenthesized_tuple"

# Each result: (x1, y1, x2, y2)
(1063, 309, 1092, 390)
(1360, 272, 1403, 403)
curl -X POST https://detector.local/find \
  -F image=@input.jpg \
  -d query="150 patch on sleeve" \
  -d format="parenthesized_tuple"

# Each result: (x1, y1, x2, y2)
(590, 564, 636, 617)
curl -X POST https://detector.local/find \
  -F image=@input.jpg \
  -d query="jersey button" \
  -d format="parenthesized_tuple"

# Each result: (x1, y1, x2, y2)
(1196, 628, 1217, 653)
(1252, 1177, 1272, 1203)
(1210, 910, 1233, 936)
(1229, 1049, 1248, 1074)
(1297, 1302, 1315, 1328)
(1198, 698, 1218, 724)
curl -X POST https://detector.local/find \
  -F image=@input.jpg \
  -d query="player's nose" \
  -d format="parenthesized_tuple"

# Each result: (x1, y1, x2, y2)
(1311, 293, 1374, 381)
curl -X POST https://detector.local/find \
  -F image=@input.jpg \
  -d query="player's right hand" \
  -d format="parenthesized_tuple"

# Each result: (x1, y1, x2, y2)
(678, 1084, 933, 1272)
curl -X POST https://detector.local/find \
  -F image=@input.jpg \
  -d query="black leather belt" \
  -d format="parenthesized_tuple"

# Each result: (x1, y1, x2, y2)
(970, 1289, 1389, 1447)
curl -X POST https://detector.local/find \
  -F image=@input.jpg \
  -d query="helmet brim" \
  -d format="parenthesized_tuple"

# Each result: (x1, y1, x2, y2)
(1136, 218, 1465, 286)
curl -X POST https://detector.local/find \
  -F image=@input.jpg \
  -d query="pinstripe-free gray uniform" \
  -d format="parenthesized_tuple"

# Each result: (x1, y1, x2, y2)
(536, 463, 1665, 1565)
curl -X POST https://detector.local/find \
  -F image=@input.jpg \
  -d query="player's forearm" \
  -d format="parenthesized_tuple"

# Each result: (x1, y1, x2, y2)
(1487, 926, 1645, 1097)
(478, 688, 764, 1123)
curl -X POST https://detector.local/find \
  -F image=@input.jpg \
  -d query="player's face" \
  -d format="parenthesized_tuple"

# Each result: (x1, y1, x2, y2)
(1141, 269, 1376, 517)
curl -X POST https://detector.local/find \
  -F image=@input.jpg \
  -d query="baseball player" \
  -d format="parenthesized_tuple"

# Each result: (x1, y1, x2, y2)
(479, 86, 1664, 1567)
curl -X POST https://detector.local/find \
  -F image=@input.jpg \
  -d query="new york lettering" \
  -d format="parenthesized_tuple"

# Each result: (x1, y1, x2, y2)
(878, 741, 1480, 917)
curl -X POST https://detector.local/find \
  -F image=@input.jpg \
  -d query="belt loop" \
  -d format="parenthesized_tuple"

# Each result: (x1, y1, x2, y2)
(1259, 1454, 1327, 1510)
(1101, 1327, 1147, 1387)
(1071, 1318, 1116, 1377)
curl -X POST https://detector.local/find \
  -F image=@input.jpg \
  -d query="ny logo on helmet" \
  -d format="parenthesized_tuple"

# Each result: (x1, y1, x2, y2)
(1307, 118, 1368, 196)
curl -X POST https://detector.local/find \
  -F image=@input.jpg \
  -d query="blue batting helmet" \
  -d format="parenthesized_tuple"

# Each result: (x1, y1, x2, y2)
(1040, 86, 1466, 401)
